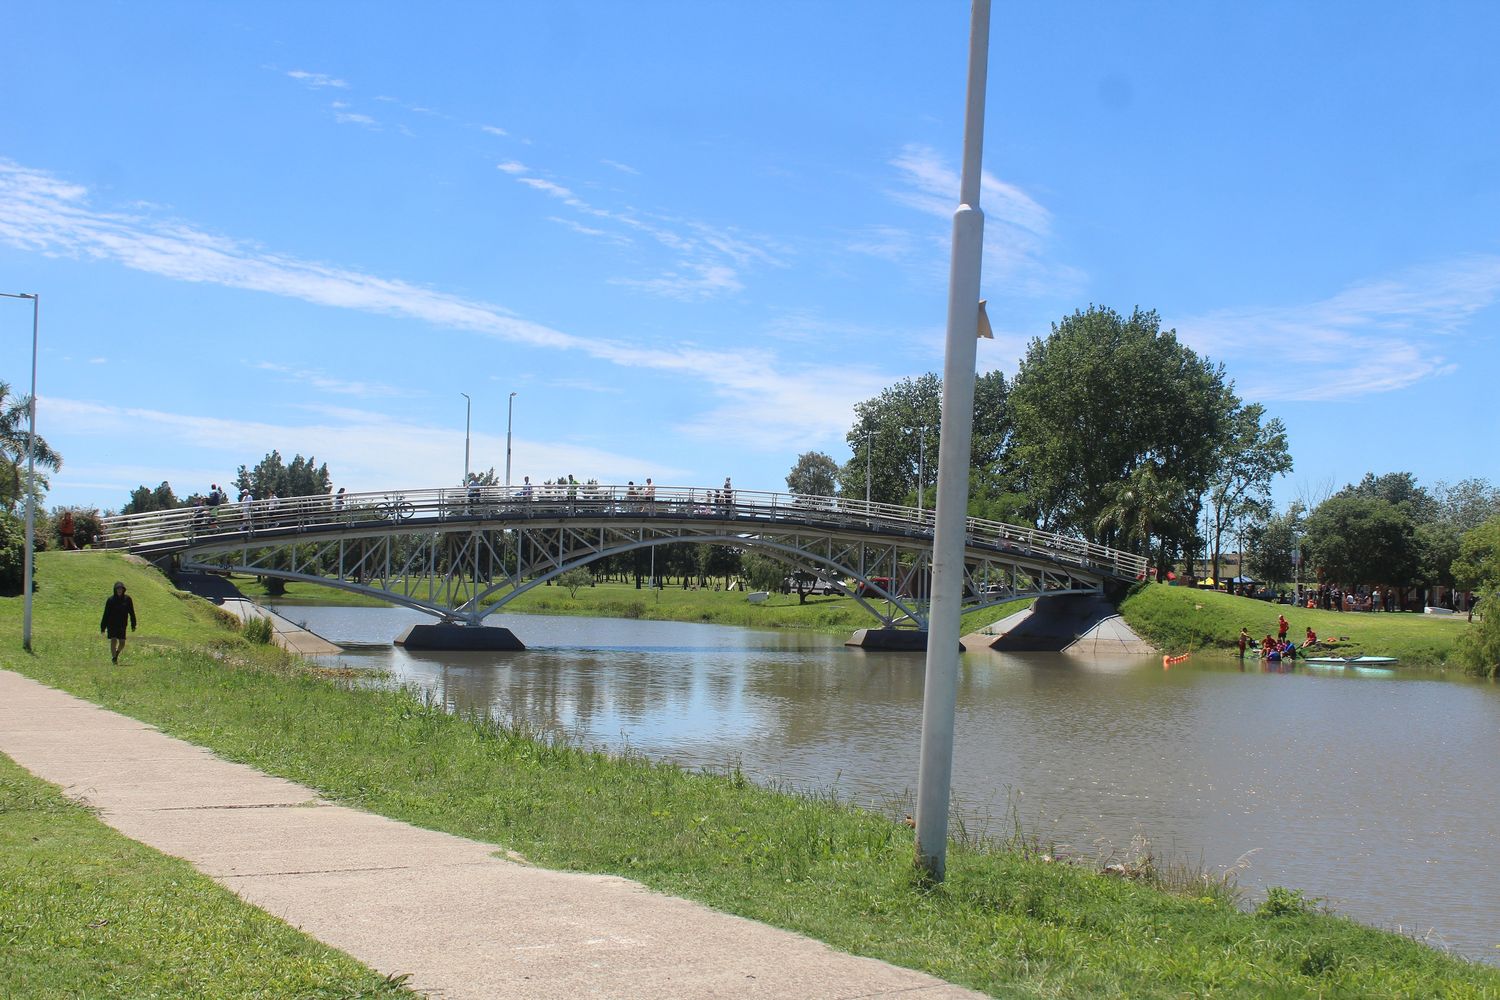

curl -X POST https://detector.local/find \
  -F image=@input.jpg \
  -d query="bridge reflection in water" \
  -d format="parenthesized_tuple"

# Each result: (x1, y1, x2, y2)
(102, 484, 1146, 640)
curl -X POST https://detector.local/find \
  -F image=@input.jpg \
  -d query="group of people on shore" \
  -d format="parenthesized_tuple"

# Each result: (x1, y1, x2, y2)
(1238, 614, 1322, 662)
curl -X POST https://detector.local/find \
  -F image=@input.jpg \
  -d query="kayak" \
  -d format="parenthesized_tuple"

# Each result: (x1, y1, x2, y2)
(1303, 655, 1400, 667)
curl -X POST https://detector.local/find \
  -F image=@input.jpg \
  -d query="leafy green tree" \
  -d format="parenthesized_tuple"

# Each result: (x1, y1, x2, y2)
(1246, 503, 1304, 584)
(1456, 592, 1499, 678)
(1008, 306, 1231, 554)
(557, 567, 592, 597)
(1206, 403, 1292, 584)
(785, 451, 839, 497)
(839, 371, 1010, 508)
(1452, 515, 1500, 593)
(0, 510, 26, 594)
(234, 451, 332, 499)
(1339, 471, 1438, 524)
(1302, 495, 1417, 588)
(122, 481, 181, 514)
(696, 544, 741, 589)
(0, 380, 61, 513)
(1414, 520, 1462, 593)
(740, 552, 786, 593)
(1434, 477, 1500, 534)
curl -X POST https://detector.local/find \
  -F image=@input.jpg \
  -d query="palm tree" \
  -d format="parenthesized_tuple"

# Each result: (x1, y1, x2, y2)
(1095, 463, 1186, 577)
(0, 380, 61, 513)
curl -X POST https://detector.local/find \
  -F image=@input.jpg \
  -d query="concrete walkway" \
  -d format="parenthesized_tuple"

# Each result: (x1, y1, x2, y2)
(0, 669, 985, 1000)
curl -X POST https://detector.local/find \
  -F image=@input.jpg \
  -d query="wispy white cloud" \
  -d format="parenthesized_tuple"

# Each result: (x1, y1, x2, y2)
(0, 160, 870, 455)
(334, 111, 379, 129)
(44, 396, 690, 495)
(601, 158, 640, 175)
(1178, 256, 1500, 400)
(610, 262, 743, 301)
(879, 144, 1085, 298)
(503, 166, 784, 300)
(546, 216, 631, 244)
(287, 70, 348, 89)
(480, 124, 509, 137)
(496, 160, 529, 175)
(517, 176, 582, 204)
(250, 361, 413, 398)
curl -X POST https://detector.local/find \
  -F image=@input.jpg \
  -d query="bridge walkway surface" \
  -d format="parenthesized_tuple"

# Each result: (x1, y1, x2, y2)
(0, 669, 985, 1000)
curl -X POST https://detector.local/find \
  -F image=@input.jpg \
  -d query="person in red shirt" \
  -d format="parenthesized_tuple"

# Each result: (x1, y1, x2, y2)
(1277, 614, 1289, 642)
(1302, 626, 1318, 648)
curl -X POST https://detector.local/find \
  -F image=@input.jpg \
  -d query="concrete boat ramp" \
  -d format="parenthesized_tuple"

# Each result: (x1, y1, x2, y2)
(963, 593, 1156, 656)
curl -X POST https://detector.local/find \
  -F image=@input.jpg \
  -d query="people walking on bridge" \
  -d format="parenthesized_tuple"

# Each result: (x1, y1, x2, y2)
(722, 477, 734, 515)
(100, 581, 137, 664)
(239, 490, 255, 530)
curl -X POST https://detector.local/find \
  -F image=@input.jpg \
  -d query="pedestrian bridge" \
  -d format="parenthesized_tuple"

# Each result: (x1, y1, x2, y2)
(102, 484, 1147, 640)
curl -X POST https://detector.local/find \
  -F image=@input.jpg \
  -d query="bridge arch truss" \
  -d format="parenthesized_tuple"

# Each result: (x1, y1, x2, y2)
(106, 486, 1146, 632)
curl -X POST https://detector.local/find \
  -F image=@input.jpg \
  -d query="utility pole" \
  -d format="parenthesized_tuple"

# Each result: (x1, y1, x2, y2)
(914, 0, 990, 884)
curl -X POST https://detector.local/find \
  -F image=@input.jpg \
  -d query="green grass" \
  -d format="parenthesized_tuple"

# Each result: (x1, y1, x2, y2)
(1121, 583, 1473, 666)
(4, 553, 1499, 998)
(0, 755, 412, 999)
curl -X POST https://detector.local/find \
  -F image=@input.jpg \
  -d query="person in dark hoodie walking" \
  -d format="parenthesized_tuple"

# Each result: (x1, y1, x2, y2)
(100, 581, 137, 663)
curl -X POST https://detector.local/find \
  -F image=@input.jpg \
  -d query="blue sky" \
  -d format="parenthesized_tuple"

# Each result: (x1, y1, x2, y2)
(3, 1, 1497, 514)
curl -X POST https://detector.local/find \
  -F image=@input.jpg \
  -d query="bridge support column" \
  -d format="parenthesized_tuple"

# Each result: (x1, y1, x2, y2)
(394, 624, 526, 651)
(845, 628, 965, 653)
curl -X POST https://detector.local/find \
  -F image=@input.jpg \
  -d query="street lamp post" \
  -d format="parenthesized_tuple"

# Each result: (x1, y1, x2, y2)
(461, 392, 471, 485)
(2, 292, 39, 651)
(505, 391, 517, 488)
(864, 429, 873, 510)
(914, 0, 990, 884)
(908, 425, 930, 516)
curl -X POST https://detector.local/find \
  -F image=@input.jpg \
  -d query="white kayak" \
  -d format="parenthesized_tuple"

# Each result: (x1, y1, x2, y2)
(1303, 655, 1399, 667)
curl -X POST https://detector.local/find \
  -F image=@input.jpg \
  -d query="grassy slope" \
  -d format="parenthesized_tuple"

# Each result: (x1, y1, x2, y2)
(0, 751, 410, 999)
(1120, 583, 1471, 665)
(3, 553, 1498, 999)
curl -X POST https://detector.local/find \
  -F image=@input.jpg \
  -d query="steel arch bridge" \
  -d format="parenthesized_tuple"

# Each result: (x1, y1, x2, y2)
(103, 484, 1147, 632)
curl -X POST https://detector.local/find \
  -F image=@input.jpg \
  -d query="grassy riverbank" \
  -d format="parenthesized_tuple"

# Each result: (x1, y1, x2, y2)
(1121, 583, 1473, 667)
(0, 748, 411, 998)
(5, 553, 1499, 998)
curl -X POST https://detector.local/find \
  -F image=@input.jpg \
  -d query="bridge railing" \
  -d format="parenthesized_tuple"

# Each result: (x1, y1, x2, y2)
(99, 484, 1147, 579)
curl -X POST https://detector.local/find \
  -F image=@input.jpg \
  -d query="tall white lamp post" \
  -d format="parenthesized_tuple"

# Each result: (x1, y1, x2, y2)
(505, 391, 517, 488)
(907, 425, 930, 515)
(461, 392, 471, 485)
(2, 291, 39, 651)
(914, 0, 990, 883)
(864, 428, 873, 509)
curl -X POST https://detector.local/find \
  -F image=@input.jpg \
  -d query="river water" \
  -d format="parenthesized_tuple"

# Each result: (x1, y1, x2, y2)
(274, 602, 1499, 963)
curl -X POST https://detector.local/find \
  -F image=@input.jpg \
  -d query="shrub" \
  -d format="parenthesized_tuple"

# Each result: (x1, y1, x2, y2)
(0, 511, 28, 595)
(242, 615, 275, 644)
(1257, 886, 1316, 918)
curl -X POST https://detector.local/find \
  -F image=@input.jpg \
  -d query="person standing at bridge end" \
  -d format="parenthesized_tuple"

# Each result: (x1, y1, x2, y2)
(100, 581, 137, 664)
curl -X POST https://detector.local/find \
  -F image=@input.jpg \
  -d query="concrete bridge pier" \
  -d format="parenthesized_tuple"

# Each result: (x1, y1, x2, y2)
(845, 628, 965, 653)
(394, 623, 526, 651)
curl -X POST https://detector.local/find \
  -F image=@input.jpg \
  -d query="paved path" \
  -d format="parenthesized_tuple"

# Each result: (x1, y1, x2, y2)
(0, 669, 986, 1000)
